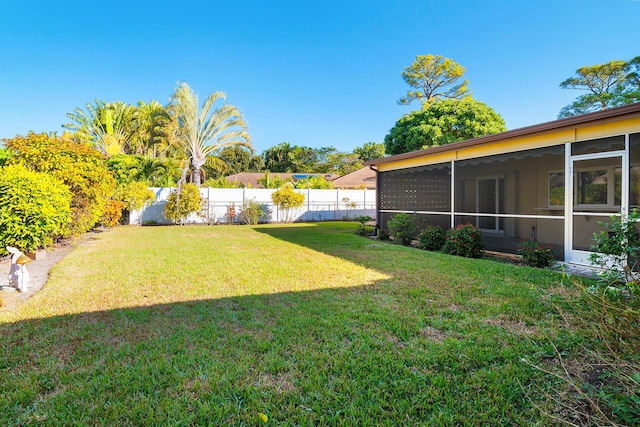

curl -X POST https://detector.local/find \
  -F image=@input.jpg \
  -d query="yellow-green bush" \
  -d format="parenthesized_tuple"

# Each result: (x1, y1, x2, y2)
(4, 132, 116, 235)
(115, 181, 156, 211)
(271, 184, 304, 223)
(164, 183, 203, 224)
(0, 164, 72, 255)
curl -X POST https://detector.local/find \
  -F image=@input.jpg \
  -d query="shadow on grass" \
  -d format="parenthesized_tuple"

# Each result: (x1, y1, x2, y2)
(0, 278, 555, 425)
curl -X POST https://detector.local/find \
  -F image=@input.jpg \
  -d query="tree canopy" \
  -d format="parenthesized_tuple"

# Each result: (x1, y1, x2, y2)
(353, 142, 385, 162)
(384, 98, 506, 155)
(398, 54, 470, 109)
(261, 143, 336, 173)
(64, 100, 169, 157)
(260, 142, 383, 175)
(262, 142, 295, 172)
(558, 56, 640, 118)
(214, 146, 264, 177)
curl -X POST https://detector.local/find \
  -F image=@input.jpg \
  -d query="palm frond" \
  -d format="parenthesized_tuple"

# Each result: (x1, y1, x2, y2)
(168, 82, 253, 185)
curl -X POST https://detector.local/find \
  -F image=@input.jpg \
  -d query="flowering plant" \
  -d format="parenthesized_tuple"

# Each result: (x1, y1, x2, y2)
(517, 239, 556, 268)
(444, 223, 484, 258)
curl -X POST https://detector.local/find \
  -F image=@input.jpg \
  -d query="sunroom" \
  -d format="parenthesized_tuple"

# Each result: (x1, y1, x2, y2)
(368, 103, 640, 264)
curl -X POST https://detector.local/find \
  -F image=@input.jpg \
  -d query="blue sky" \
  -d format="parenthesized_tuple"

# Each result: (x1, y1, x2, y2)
(1, 0, 638, 154)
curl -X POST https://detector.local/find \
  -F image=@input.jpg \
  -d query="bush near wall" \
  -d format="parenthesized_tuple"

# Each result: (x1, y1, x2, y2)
(517, 240, 556, 268)
(418, 225, 446, 251)
(271, 184, 305, 223)
(444, 223, 484, 258)
(164, 183, 203, 224)
(115, 181, 156, 212)
(0, 164, 72, 255)
(387, 213, 417, 246)
(3, 132, 116, 235)
(240, 198, 267, 225)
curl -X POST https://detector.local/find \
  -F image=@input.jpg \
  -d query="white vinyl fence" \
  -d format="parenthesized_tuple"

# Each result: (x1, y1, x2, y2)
(130, 188, 377, 225)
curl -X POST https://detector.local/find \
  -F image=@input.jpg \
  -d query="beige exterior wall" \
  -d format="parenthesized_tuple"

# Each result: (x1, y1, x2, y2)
(453, 149, 564, 246)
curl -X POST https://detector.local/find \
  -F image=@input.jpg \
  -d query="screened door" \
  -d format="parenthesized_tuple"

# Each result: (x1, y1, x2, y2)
(570, 154, 625, 264)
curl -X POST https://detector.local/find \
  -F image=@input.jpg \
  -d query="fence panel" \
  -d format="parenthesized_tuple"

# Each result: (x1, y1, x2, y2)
(130, 187, 377, 225)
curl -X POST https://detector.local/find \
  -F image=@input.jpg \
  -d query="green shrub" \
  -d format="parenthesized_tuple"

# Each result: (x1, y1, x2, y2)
(356, 225, 375, 237)
(444, 224, 484, 258)
(109, 182, 155, 226)
(258, 171, 290, 189)
(271, 184, 305, 223)
(240, 198, 267, 225)
(356, 215, 373, 224)
(587, 210, 640, 350)
(108, 154, 178, 187)
(107, 154, 143, 185)
(517, 240, 556, 268)
(418, 225, 446, 251)
(4, 132, 116, 235)
(377, 228, 390, 241)
(0, 164, 72, 254)
(584, 211, 640, 425)
(387, 213, 416, 246)
(164, 183, 203, 224)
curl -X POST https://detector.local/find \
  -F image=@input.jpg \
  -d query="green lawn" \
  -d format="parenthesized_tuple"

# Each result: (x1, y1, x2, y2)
(0, 222, 584, 426)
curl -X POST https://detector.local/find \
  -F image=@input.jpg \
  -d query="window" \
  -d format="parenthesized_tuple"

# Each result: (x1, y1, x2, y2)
(549, 171, 564, 206)
(575, 169, 608, 206)
(549, 167, 630, 208)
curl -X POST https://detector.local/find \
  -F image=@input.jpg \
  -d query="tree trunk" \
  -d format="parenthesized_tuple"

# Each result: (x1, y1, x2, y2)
(191, 157, 205, 186)
(192, 161, 202, 186)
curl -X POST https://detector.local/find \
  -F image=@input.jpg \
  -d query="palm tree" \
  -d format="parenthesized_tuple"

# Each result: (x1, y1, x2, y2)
(132, 100, 171, 156)
(64, 100, 136, 156)
(168, 82, 251, 186)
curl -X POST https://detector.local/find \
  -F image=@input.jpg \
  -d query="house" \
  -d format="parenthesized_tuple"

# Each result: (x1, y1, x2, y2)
(330, 166, 377, 189)
(366, 102, 640, 265)
(225, 172, 339, 188)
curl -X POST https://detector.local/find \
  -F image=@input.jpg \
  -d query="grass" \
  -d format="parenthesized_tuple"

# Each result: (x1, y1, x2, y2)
(0, 222, 587, 425)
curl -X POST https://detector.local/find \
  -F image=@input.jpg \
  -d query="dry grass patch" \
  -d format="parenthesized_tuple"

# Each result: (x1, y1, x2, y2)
(485, 317, 539, 336)
(419, 325, 449, 343)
